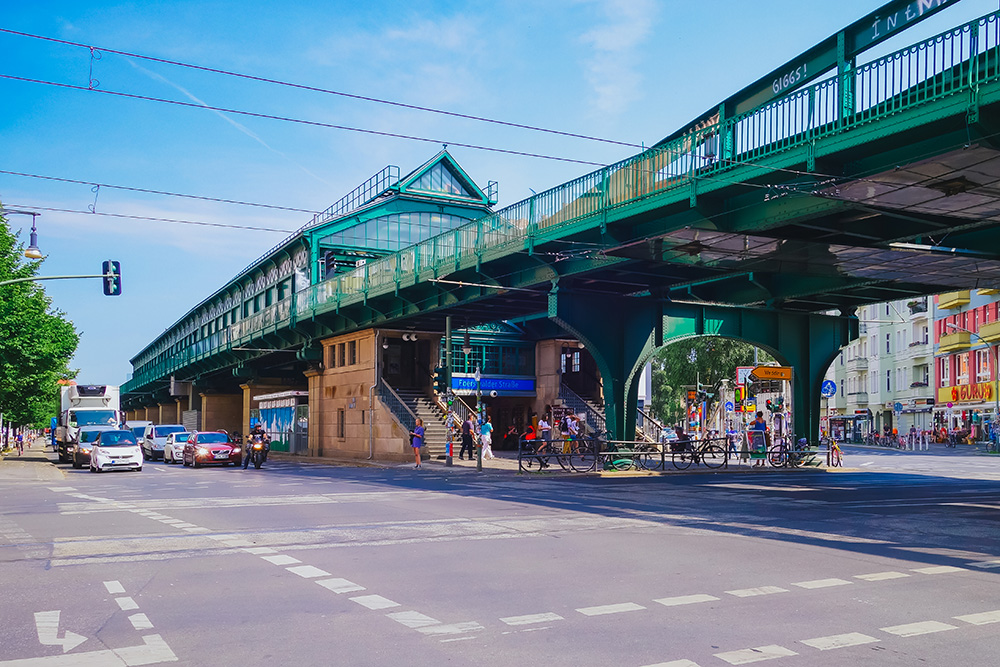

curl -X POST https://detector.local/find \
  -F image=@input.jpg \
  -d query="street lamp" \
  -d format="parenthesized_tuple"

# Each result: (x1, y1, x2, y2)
(2, 209, 43, 259)
(947, 322, 1000, 443)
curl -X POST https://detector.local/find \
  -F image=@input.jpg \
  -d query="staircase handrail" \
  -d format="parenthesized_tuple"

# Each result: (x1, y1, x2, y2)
(636, 407, 665, 443)
(559, 383, 606, 435)
(378, 380, 417, 431)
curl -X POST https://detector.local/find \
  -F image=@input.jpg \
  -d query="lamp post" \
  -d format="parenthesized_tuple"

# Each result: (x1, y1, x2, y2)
(947, 323, 1000, 445)
(2, 209, 43, 259)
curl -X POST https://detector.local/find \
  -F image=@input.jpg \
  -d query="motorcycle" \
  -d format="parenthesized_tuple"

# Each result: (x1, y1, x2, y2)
(248, 433, 269, 469)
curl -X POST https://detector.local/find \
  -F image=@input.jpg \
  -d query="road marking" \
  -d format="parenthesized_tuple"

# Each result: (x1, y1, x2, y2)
(576, 602, 645, 616)
(34, 611, 87, 653)
(654, 594, 720, 607)
(639, 661, 701, 667)
(0, 633, 177, 666)
(261, 555, 300, 566)
(205, 535, 232, 541)
(912, 565, 965, 575)
(416, 621, 483, 635)
(967, 560, 1000, 569)
(128, 614, 153, 631)
(47, 487, 75, 492)
(854, 571, 909, 581)
(182, 527, 209, 533)
(222, 539, 253, 547)
(170, 523, 196, 529)
(103, 581, 125, 594)
(714, 644, 797, 664)
(286, 565, 331, 579)
(386, 611, 440, 628)
(316, 578, 365, 594)
(799, 632, 879, 650)
(791, 578, 852, 590)
(349, 595, 400, 610)
(725, 586, 788, 598)
(954, 609, 1000, 625)
(706, 484, 816, 492)
(243, 547, 277, 555)
(158, 520, 184, 525)
(115, 597, 139, 611)
(880, 620, 957, 637)
(500, 612, 564, 626)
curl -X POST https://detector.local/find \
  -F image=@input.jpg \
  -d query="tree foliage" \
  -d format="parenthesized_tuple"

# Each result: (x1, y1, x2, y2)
(0, 212, 79, 427)
(649, 337, 774, 425)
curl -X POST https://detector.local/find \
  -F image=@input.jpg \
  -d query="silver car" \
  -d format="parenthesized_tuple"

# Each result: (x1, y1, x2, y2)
(163, 432, 192, 464)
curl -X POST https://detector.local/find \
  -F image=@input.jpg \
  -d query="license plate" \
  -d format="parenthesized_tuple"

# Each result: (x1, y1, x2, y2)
(214, 452, 229, 459)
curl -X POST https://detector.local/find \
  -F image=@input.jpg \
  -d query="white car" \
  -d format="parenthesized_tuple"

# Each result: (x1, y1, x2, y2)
(89, 430, 143, 473)
(163, 432, 191, 464)
(142, 424, 187, 461)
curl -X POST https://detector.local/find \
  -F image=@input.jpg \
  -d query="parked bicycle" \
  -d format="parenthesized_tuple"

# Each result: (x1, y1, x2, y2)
(671, 437, 727, 470)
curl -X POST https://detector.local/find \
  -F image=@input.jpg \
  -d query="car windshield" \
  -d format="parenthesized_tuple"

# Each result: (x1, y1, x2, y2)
(171, 433, 191, 443)
(153, 425, 186, 437)
(71, 410, 117, 426)
(98, 431, 138, 447)
(198, 433, 230, 444)
(79, 429, 106, 443)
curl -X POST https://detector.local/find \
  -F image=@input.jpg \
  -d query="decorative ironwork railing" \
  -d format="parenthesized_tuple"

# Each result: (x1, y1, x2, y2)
(377, 380, 417, 433)
(126, 11, 1000, 394)
(559, 383, 606, 436)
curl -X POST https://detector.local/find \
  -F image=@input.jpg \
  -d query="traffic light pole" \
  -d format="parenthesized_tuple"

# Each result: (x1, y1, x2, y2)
(445, 316, 453, 467)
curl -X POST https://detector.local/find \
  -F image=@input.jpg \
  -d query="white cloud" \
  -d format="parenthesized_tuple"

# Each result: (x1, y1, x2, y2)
(580, 0, 657, 116)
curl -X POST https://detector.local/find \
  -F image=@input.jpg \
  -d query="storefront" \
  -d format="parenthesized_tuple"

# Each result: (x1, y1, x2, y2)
(829, 412, 870, 443)
(934, 383, 995, 439)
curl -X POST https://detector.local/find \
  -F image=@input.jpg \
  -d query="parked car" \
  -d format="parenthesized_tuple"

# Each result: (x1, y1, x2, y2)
(89, 430, 143, 472)
(163, 432, 191, 464)
(142, 424, 187, 461)
(71, 425, 116, 469)
(183, 432, 241, 467)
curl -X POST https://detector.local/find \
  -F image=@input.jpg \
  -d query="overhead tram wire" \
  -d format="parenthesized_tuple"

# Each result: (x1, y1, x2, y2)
(0, 170, 319, 214)
(3, 204, 295, 233)
(0, 28, 641, 151)
(0, 74, 608, 168)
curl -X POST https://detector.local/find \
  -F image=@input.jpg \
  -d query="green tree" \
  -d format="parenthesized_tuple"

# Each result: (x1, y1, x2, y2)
(648, 337, 774, 425)
(0, 211, 79, 428)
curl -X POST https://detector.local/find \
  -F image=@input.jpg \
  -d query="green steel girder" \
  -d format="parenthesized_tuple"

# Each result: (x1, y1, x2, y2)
(549, 288, 855, 442)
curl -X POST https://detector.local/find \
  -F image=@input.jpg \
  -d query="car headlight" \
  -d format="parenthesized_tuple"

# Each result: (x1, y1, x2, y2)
(79, 447, 90, 454)
(67, 445, 76, 452)
(232, 447, 241, 454)
(197, 447, 208, 455)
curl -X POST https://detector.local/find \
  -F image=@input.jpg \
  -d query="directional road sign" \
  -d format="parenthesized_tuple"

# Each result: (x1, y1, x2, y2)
(750, 366, 793, 381)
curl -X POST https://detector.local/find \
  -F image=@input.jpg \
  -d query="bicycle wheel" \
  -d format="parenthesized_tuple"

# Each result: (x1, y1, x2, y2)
(767, 446, 787, 467)
(830, 447, 842, 467)
(672, 449, 693, 470)
(639, 445, 663, 470)
(570, 441, 596, 472)
(701, 444, 726, 469)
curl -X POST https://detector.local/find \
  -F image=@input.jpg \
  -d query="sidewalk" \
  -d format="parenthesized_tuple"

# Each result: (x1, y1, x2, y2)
(0, 438, 65, 482)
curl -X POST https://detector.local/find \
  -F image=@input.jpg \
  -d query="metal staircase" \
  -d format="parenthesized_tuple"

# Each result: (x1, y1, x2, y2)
(391, 387, 450, 459)
(559, 384, 606, 436)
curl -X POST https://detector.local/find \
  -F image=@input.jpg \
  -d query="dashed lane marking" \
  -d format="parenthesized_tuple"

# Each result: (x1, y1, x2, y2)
(714, 644, 797, 665)
(500, 612, 564, 626)
(103, 581, 125, 594)
(967, 560, 1000, 569)
(653, 594, 720, 607)
(260, 555, 300, 566)
(416, 621, 483, 636)
(115, 597, 139, 611)
(791, 578, 852, 590)
(221, 539, 253, 547)
(799, 632, 879, 651)
(349, 595, 400, 610)
(725, 586, 788, 598)
(954, 609, 1000, 625)
(128, 613, 153, 631)
(387, 611, 440, 628)
(912, 566, 966, 575)
(286, 565, 331, 579)
(315, 578, 365, 594)
(639, 661, 701, 667)
(243, 547, 277, 555)
(47, 487, 75, 492)
(854, 571, 910, 581)
(576, 602, 646, 616)
(880, 620, 958, 637)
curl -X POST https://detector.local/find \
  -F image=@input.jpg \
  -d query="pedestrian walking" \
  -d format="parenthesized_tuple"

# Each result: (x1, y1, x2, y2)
(409, 418, 424, 468)
(459, 416, 475, 460)
(480, 416, 495, 460)
(537, 414, 551, 445)
(751, 411, 768, 467)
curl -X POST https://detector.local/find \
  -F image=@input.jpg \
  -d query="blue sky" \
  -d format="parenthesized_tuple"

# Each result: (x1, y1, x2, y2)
(2, 0, 996, 384)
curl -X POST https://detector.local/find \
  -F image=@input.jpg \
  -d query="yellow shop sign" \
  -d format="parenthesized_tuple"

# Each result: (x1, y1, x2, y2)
(937, 383, 994, 404)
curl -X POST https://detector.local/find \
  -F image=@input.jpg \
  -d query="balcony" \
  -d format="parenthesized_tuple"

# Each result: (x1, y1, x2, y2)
(907, 298, 928, 318)
(939, 331, 971, 352)
(846, 392, 869, 405)
(980, 320, 1000, 344)
(977, 288, 1000, 296)
(937, 290, 971, 310)
(846, 356, 868, 371)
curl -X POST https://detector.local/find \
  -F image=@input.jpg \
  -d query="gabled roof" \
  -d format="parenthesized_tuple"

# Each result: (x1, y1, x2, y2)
(397, 150, 492, 205)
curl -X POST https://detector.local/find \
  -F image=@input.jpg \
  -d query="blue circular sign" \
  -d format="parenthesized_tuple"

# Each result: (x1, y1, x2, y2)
(725, 401, 734, 412)
(820, 380, 837, 398)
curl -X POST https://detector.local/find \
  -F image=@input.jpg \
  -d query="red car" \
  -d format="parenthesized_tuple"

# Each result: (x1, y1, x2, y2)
(182, 431, 241, 467)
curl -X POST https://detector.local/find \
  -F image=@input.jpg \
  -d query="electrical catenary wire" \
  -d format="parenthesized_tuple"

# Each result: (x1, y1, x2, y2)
(0, 28, 641, 150)
(0, 169, 319, 214)
(0, 74, 608, 168)
(2, 204, 295, 233)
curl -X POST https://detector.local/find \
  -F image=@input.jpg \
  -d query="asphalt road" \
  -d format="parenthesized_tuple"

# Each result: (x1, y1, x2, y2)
(2, 439, 1000, 666)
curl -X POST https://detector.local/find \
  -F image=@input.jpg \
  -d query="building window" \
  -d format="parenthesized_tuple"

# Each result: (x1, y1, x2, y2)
(941, 357, 950, 387)
(572, 351, 580, 373)
(337, 409, 345, 438)
(348, 340, 357, 365)
(885, 334, 891, 354)
(957, 354, 969, 384)
(976, 349, 990, 382)
(338, 343, 346, 367)
(886, 369, 891, 392)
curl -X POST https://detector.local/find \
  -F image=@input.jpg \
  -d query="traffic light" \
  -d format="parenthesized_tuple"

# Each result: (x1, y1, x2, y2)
(102, 260, 121, 296)
(433, 366, 449, 393)
(734, 386, 744, 402)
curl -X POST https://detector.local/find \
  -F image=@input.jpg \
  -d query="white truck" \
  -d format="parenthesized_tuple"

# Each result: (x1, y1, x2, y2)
(56, 384, 122, 463)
